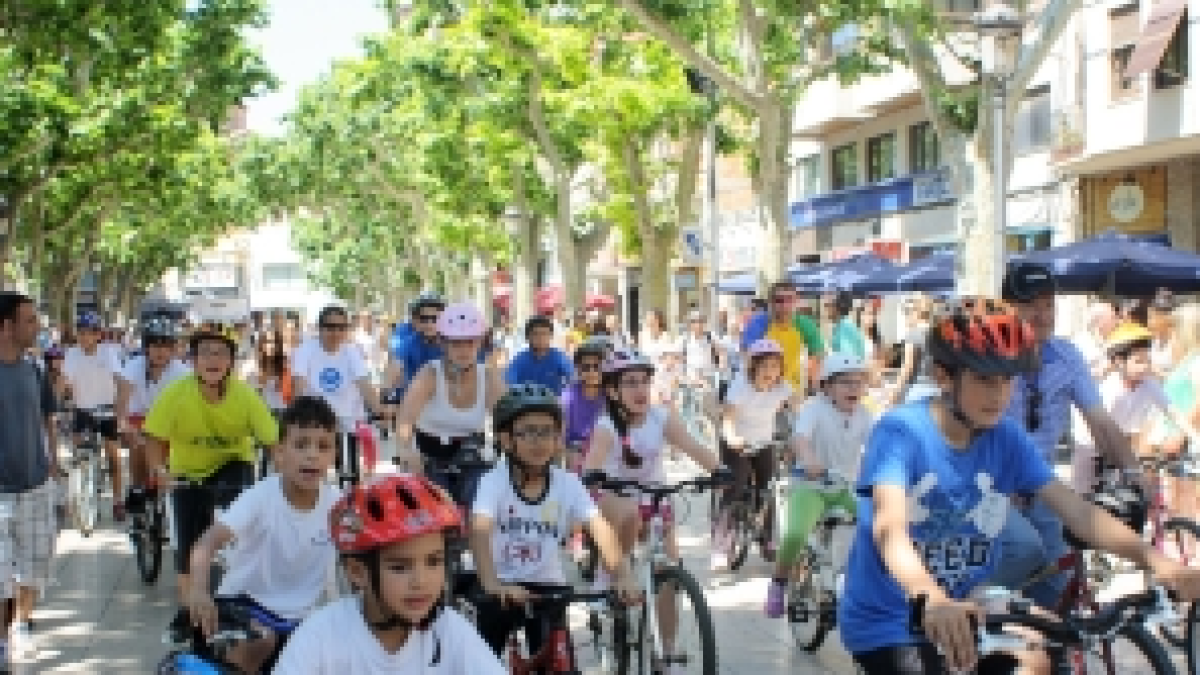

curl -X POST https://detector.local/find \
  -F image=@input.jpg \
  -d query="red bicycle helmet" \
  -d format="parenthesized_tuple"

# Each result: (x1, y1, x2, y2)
(331, 475, 461, 554)
(927, 310, 1039, 377)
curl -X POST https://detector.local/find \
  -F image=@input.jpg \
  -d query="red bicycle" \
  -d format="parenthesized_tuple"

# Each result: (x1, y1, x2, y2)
(475, 586, 614, 675)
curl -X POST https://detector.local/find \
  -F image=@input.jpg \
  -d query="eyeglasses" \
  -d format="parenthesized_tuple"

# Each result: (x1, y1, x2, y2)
(578, 363, 601, 373)
(510, 427, 559, 441)
(771, 296, 793, 305)
(619, 377, 653, 389)
(1025, 378, 1042, 432)
(320, 323, 350, 331)
(417, 314, 439, 323)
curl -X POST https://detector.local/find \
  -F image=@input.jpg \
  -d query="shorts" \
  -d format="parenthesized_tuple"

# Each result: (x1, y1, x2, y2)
(854, 643, 1018, 674)
(217, 594, 298, 672)
(415, 429, 487, 508)
(171, 461, 255, 574)
(0, 480, 57, 598)
(72, 409, 119, 441)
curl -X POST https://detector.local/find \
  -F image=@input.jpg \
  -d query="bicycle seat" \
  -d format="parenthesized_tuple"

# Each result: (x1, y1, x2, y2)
(818, 508, 855, 528)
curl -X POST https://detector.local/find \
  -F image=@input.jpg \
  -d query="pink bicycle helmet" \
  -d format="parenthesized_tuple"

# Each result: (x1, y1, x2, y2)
(601, 349, 655, 376)
(746, 338, 783, 356)
(436, 302, 486, 339)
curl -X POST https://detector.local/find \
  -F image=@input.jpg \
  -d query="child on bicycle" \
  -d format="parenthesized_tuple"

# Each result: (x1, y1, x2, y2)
(469, 383, 639, 661)
(183, 396, 341, 673)
(713, 338, 795, 571)
(840, 307, 1200, 674)
(764, 351, 872, 617)
(582, 350, 727, 675)
(560, 337, 609, 472)
(273, 474, 504, 673)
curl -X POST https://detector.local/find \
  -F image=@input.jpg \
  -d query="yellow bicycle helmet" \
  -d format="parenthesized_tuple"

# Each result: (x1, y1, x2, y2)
(1106, 322, 1153, 356)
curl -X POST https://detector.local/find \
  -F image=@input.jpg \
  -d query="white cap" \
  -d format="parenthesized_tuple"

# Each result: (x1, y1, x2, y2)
(820, 351, 867, 382)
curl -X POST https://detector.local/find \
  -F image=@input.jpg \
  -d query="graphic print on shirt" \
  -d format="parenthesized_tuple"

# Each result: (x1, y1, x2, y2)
(318, 366, 343, 393)
(496, 500, 562, 578)
(908, 471, 1008, 597)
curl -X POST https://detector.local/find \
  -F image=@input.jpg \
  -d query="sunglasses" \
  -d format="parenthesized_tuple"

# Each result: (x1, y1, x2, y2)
(772, 297, 793, 304)
(1025, 379, 1042, 432)
(320, 323, 350, 331)
(417, 314, 439, 323)
(578, 363, 601, 373)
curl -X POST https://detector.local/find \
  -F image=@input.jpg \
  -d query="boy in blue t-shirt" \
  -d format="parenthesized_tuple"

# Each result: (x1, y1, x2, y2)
(839, 307, 1200, 674)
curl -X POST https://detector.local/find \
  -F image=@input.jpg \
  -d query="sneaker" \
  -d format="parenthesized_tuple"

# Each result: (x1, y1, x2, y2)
(709, 551, 729, 571)
(764, 579, 786, 618)
(166, 607, 191, 644)
(112, 502, 126, 523)
(8, 623, 34, 660)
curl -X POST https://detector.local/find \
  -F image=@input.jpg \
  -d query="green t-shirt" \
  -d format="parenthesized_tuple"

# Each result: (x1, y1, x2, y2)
(830, 316, 867, 361)
(144, 375, 279, 480)
(792, 313, 825, 356)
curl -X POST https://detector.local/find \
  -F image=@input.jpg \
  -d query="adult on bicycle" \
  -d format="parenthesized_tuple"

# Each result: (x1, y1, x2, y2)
(393, 302, 506, 505)
(582, 350, 725, 675)
(994, 263, 1150, 608)
(712, 338, 796, 570)
(62, 311, 126, 520)
(838, 305, 1200, 674)
(115, 318, 190, 517)
(383, 292, 445, 394)
(142, 329, 279, 635)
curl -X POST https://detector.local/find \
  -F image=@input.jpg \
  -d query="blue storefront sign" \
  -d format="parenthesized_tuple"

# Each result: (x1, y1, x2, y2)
(790, 167, 956, 229)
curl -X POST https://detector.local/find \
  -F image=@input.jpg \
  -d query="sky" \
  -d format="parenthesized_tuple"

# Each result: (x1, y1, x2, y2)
(244, 0, 389, 134)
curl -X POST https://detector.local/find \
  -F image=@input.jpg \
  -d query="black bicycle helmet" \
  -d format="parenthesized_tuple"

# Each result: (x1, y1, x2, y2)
(832, 290, 854, 317)
(142, 317, 178, 345)
(410, 291, 446, 315)
(1001, 263, 1057, 303)
(927, 310, 1040, 377)
(573, 336, 610, 365)
(493, 383, 563, 433)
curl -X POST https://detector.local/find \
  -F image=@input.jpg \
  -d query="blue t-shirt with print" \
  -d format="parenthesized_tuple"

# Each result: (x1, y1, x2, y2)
(838, 401, 1055, 655)
(505, 348, 574, 395)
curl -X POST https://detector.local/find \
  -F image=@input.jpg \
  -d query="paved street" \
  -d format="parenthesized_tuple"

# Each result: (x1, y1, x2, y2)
(10, 457, 859, 674)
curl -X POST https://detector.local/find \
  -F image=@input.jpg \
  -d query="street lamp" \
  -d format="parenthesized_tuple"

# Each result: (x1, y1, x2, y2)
(974, 2, 1022, 298)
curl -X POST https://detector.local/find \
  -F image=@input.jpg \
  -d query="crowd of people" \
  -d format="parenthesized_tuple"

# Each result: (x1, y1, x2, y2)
(4, 260, 1200, 673)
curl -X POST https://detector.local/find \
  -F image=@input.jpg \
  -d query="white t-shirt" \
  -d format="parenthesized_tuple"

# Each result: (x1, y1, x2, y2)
(722, 374, 792, 447)
(792, 394, 875, 482)
(292, 341, 370, 430)
(594, 406, 669, 483)
(1099, 372, 1172, 435)
(681, 332, 716, 376)
(63, 345, 122, 408)
(215, 476, 340, 620)
(118, 357, 191, 415)
(273, 599, 504, 675)
(472, 463, 598, 584)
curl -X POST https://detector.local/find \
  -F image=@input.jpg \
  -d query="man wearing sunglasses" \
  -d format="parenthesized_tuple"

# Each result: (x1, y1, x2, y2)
(741, 281, 824, 393)
(292, 305, 387, 438)
(384, 293, 446, 394)
(991, 263, 1146, 608)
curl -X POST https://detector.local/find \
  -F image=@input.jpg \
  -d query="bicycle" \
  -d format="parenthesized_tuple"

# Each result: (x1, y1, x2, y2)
(711, 442, 779, 571)
(583, 472, 725, 675)
(470, 586, 615, 674)
(675, 380, 714, 445)
(776, 474, 855, 652)
(157, 600, 271, 674)
(127, 480, 170, 584)
(67, 404, 114, 536)
(334, 411, 391, 488)
(911, 585, 1180, 674)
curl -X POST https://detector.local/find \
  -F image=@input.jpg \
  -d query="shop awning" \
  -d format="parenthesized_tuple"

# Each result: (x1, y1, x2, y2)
(1124, 0, 1188, 78)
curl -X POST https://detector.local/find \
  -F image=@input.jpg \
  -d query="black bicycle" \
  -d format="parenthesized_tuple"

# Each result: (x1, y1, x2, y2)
(712, 442, 779, 570)
(467, 586, 616, 674)
(67, 404, 115, 536)
(127, 483, 170, 584)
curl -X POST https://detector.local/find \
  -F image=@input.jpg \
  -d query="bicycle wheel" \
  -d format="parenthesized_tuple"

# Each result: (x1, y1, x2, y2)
(787, 556, 835, 652)
(635, 567, 716, 675)
(590, 604, 633, 675)
(135, 505, 164, 584)
(1156, 518, 1200, 650)
(72, 457, 98, 536)
(723, 501, 752, 572)
(1076, 624, 1178, 675)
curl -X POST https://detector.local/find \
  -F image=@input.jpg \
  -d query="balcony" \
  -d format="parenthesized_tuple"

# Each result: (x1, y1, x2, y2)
(792, 78, 873, 137)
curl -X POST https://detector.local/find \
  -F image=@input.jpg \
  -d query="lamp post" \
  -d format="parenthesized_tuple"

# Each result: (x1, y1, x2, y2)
(972, 3, 1022, 298)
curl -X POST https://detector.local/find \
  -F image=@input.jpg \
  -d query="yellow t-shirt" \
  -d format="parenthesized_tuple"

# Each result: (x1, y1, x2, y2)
(766, 322, 808, 390)
(144, 375, 279, 480)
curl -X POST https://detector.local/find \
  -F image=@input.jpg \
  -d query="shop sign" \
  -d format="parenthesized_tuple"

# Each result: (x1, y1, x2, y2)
(791, 168, 956, 230)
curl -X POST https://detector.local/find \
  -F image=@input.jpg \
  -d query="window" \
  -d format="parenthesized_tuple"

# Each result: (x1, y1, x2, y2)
(792, 154, 820, 198)
(934, 0, 980, 13)
(1014, 85, 1051, 155)
(831, 143, 858, 191)
(866, 133, 897, 183)
(910, 122, 941, 172)
(1110, 4, 1142, 99)
(1006, 229, 1052, 253)
(260, 263, 306, 291)
(1156, 11, 1190, 88)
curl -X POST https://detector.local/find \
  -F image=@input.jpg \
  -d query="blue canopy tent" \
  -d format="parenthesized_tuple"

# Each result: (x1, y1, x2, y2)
(1012, 230, 1200, 296)
(852, 250, 956, 295)
(790, 253, 897, 294)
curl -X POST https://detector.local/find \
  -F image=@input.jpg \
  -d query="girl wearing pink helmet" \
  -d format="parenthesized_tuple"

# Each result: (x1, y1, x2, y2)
(393, 302, 506, 505)
(711, 338, 798, 571)
(582, 350, 727, 674)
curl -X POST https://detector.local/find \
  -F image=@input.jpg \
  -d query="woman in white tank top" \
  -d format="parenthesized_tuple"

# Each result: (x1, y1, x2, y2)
(583, 350, 722, 659)
(394, 303, 506, 473)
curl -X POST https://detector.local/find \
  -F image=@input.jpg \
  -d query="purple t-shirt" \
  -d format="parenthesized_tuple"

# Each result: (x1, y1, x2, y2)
(561, 382, 605, 445)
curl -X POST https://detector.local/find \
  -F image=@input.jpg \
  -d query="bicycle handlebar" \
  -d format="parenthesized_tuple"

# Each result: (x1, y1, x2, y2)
(467, 586, 617, 611)
(581, 472, 729, 496)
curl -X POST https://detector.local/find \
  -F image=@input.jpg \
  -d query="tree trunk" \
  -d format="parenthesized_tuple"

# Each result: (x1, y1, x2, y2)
(950, 129, 1002, 298)
(551, 173, 585, 313)
(755, 99, 793, 288)
(511, 215, 541, 329)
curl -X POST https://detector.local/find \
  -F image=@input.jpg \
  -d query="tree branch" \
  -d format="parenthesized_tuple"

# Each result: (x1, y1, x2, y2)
(615, 0, 761, 110)
(1009, 0, 1081, 102)
(526, 70, 565, 175)
(894, 16, 957, 147)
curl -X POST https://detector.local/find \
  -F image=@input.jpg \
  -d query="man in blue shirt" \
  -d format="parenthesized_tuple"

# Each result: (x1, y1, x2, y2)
(505, 315, 573, 394)
(384, 293, 445, 395)
(991, 263, 1147, 607)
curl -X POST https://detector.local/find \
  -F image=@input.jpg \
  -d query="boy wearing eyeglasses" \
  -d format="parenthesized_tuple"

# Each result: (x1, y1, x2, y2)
(469, 385, 638, 660)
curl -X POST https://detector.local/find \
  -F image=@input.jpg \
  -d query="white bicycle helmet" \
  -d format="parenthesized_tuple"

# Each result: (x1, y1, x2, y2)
(820, 351, 867, 383)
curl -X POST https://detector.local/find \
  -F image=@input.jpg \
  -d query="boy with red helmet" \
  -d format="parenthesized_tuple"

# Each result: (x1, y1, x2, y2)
(273, 473, 504, 673)
(839, 305, 1200, 673)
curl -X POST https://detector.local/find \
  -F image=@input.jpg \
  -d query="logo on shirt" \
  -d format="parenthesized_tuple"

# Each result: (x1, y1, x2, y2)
(909, 472, 1008, 597)
(318, 367, 343, 393)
